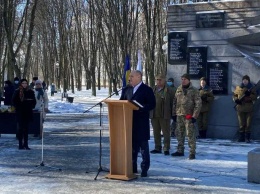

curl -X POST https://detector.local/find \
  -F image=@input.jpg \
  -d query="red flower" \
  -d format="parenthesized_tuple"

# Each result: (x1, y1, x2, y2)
(185, 114, 192, 120)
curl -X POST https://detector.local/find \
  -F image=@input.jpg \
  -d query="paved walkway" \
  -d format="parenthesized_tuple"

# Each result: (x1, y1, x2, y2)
(0, 114, 260, 194)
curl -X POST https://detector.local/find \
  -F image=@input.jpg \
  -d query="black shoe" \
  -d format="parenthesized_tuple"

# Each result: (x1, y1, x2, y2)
(141, 171, 147, 177)
(171, 151, 184, 157)
(18, 146, 24, 150)
(189, 154, 195, 160)
(150, 149, 162, 154)
(245, 133, 251, 143)
(24, 146, 31, 150)
(164, 151, 170, 155)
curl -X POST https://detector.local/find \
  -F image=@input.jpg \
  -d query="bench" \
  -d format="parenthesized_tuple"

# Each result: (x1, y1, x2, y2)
(0, 111, 42, 135)
(248, 148, 260, 183)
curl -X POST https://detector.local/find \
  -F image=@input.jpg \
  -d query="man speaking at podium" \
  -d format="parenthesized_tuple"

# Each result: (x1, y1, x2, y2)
(120, 70, 156, 177)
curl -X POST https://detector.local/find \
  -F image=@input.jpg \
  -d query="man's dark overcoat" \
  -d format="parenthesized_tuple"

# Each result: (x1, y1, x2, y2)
(120, 83, 156, 142)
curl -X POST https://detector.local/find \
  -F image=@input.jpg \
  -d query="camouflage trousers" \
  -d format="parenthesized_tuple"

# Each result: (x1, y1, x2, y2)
(237, 111, 253, 133)
(170, 120, 176, 136)
(176, 115, 196, 155)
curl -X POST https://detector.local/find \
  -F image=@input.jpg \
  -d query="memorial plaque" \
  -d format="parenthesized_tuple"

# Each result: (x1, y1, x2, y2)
(207, 61, 228, 95)
(187, 46, 207, 79)
(196, 11, 225, 28)
(168, 31, 188, 64)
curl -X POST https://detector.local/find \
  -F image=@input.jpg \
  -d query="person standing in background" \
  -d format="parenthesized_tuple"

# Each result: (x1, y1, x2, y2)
(51, 83, 56, 96)
(197, 77, 214, 138)
(150, 74, 175, 155)
(3, 80, 15, 106)
(33, 80, 49, 138)
(120, 70, 155, 177)
(13, 77, 20, 90)
(12, 79, 36, 150)
(171, 74, 202, 160)
(167, 77, 177, 137)
(233, 75, 257, 143)
(29, 77, 38, 89)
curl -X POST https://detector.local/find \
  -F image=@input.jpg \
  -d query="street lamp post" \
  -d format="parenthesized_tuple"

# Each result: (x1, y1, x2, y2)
(55, 61, 59, 88)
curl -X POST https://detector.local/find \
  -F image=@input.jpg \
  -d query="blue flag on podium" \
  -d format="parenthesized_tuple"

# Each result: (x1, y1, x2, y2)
(122, 55, 131, 87)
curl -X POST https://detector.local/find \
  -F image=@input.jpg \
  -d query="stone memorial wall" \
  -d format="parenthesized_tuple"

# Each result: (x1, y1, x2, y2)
(167, 0, 260, 139)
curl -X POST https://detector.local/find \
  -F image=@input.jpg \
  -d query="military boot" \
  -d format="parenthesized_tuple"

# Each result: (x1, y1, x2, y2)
(245, 133, 251, 143)
(238, 132, 245, 142)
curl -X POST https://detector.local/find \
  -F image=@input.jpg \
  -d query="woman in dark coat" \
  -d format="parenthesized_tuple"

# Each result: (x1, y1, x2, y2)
(4, 80, 15, 105)
(12, 79, 36, 150)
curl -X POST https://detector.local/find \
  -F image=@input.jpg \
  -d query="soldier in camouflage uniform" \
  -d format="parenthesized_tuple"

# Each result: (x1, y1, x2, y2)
(233, 75, 257, 143)
(197, 77, 214, 138)
(150, 74, 175, 155)
(171, 74, 202, 160)
(167, 78, 177, 137)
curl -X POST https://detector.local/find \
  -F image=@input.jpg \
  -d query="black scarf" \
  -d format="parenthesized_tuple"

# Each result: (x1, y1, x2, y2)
(35, 88, 44, 100)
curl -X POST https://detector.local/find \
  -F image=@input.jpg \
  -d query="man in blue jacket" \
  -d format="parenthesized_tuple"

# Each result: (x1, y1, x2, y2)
(120, 70, 155, 177)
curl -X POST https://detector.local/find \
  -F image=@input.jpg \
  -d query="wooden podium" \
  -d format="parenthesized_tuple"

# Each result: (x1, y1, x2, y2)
(103, 99, 139, 181)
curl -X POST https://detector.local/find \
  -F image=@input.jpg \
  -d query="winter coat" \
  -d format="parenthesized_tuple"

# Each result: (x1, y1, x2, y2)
(233, 82, 257, 112)
(149, 85, 175, 119)
(169, 84, 177, 95)
(173, 83, 202, 119)
(33, 88, 49, 120)
(199, 85, 214, 113)
(120, 82, 156, 142)
(4, 84, 15, 105)
(51, 84, 56, 92)
(12, 87, 36, 122)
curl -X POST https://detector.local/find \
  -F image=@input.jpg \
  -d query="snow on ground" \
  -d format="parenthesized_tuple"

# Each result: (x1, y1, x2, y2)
(0, 87, 260, 193)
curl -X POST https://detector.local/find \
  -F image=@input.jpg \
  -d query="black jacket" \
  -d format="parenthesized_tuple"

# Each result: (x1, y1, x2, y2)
(12, 88, 36, 122)
(120, 83, 156, 142)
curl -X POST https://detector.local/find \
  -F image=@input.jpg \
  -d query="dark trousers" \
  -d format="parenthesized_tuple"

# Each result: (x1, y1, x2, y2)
(18, 119, 29, 147)
(132, 140, 150, 173)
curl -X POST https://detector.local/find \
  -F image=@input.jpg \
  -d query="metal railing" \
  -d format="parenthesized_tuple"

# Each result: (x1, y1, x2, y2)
(169, 0, 226, 4)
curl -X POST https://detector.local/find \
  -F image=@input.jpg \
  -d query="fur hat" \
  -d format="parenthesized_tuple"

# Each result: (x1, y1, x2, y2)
(14, 77, 20, 81)
(242, 75, 250, 82)
(168, 78, 174, 82)
(35, 80, 42, 86)
(181, 73, 190, 81)
(32, 77, 38, 81)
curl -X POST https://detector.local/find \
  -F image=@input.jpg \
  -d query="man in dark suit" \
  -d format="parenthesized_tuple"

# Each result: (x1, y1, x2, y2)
(120, 70, 156, 177)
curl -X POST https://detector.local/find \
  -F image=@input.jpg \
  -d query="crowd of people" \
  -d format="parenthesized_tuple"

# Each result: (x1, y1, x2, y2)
(1, 72, 258, 177)
(120, 71, 258, 177)
(1, 76, 49, 150)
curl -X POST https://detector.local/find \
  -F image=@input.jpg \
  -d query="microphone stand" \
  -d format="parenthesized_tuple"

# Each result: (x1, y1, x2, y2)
(28, 122, 62, 173)
(84, 88, 122, 180)
(83, 88, 122, 113)
(93, 102, 109, 180)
